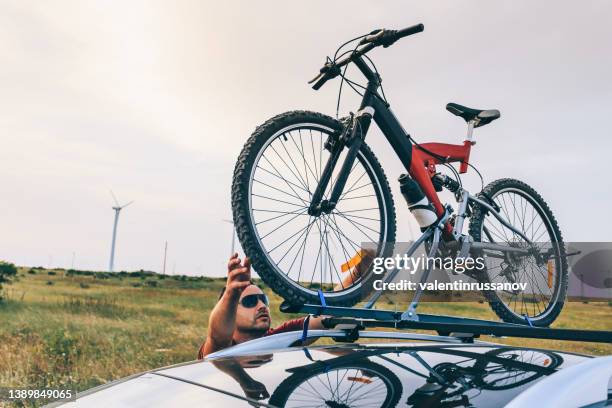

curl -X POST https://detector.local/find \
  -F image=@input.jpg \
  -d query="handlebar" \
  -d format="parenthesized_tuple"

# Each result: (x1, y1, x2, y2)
(360, 23, 424, 48)
(309, 23, 424, 90)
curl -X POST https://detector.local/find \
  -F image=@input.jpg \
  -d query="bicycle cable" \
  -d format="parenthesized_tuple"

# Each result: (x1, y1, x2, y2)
(330, 33, 369, 118)
(328, 32, 474, 191)
(329, 31, 390, 118)
(362, 54, 388, 104)
(466, 162, 485, 191)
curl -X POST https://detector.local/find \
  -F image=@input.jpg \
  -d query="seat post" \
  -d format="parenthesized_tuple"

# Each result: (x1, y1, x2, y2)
(465, 119, 476, 142)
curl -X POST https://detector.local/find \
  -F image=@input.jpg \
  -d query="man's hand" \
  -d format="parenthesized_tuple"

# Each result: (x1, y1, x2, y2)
(225, 253, 251, 300)
(200, 253, 253, 358)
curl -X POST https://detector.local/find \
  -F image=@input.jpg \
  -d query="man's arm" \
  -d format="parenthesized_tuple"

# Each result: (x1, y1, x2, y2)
(200, 254, 251, 358)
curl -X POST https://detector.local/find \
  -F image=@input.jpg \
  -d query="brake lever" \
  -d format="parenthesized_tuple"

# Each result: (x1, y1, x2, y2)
(359, 29, 385, 45)
(308, 62, 341, 86)
(308, 71, 324, 84)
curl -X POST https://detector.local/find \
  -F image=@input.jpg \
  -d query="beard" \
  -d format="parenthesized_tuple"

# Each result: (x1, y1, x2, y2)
(237, 311, 271, 335)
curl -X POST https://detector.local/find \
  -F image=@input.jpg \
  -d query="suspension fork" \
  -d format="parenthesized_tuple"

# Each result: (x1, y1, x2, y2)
(307, 107, 375, 216)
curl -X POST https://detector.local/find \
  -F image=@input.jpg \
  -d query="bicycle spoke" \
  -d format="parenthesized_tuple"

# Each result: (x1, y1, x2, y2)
(277, 136, 313, 197)
(268, 143, 312, 201)
(255, 207, 309, 226)
(251, 193, 305, 209)
(255, 164, 311, 194)
(253, 178, 308, 203)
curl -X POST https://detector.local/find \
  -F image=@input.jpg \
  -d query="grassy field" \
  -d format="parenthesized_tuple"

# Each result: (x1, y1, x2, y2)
(0, 267, 610, 407)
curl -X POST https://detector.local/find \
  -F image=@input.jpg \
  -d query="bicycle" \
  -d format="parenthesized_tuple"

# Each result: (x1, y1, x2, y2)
(231, 23, 568, 326)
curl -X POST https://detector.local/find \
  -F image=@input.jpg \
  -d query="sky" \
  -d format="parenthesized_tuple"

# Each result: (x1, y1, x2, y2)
(1, 1, 610, 277)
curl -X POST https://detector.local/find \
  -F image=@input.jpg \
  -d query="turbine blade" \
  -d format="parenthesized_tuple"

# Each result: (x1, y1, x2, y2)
(110, 190, 120, 206)
(121, 200, 134, 209)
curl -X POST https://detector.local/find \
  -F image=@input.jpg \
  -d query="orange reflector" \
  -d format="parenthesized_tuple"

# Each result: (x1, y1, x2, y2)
(347, 376, 372, 384)
(341, 250, 365, 273)
(543, 358, 550, 366)
(547, 260, 553, 289)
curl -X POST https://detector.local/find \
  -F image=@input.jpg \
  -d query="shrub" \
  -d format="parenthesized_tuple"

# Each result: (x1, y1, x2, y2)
(0, 261, 18, 301)
(48, 271, 57, 276)
(79, 282, 90, 289)
(0, 261, 17, 282)
(46, 281, 54, 285)
(145, 280, 158, 287)
(67, 269, 95, 276)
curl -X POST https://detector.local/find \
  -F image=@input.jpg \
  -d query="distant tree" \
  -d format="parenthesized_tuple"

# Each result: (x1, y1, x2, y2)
(0, 261, 18, 301)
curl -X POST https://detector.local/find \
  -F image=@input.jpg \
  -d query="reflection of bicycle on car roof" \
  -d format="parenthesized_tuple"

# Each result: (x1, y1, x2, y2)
(267, 346, 563, 408)
(405, 347, 562, 408)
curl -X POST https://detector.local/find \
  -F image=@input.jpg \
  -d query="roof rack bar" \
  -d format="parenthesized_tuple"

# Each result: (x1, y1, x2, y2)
(282, 302, 612, 343)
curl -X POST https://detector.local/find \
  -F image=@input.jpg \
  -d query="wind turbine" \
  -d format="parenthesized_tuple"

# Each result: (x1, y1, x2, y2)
(108, 190, 133, 272)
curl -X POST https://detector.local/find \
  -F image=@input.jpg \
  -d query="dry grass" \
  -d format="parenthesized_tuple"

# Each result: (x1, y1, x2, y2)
(0, 268, 610, 407)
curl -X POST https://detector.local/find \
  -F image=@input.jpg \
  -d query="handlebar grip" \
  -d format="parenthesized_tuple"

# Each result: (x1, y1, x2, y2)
(312, 75, 329, 90)
(395, 23, 424, 40)
(310, 62, 342, 90)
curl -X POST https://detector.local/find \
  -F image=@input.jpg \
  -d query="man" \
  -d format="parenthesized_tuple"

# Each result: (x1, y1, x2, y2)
(198, 252, 368, 359)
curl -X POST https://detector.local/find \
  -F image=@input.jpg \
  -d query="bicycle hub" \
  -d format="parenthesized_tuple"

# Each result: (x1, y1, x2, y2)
(308, 199, 335, 217)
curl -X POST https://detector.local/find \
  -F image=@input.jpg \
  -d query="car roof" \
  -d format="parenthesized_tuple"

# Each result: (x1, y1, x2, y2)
(50, 332, 593, 408)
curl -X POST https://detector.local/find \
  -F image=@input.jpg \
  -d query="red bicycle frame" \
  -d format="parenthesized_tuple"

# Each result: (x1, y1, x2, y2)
(409, 140, 473, 217)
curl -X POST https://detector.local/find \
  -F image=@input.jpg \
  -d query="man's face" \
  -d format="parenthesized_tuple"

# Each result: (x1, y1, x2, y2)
(235, 285, 271, 333)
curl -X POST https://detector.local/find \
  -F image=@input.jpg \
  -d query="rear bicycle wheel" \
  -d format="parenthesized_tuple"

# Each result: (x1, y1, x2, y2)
(469, 178, 568, 326)
(474, 348, 562, 390)
(232, 110, 396, 306)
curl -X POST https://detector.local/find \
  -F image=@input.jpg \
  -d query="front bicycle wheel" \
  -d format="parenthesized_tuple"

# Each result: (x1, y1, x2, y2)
(268, 360, 403, 408)
(232, 110, 396, 306)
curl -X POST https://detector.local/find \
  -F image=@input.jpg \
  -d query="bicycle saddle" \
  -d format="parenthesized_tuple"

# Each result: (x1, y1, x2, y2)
(446, 102, 500, 128)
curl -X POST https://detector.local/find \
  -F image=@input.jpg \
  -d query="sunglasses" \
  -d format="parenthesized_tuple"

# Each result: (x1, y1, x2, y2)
(240, 293, 269, 308)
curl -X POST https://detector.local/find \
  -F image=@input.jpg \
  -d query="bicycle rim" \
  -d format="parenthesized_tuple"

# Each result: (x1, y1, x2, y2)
(247, 123, 389, 298)
(479, 187, 563, 321)
(278, 366, 398, 407)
